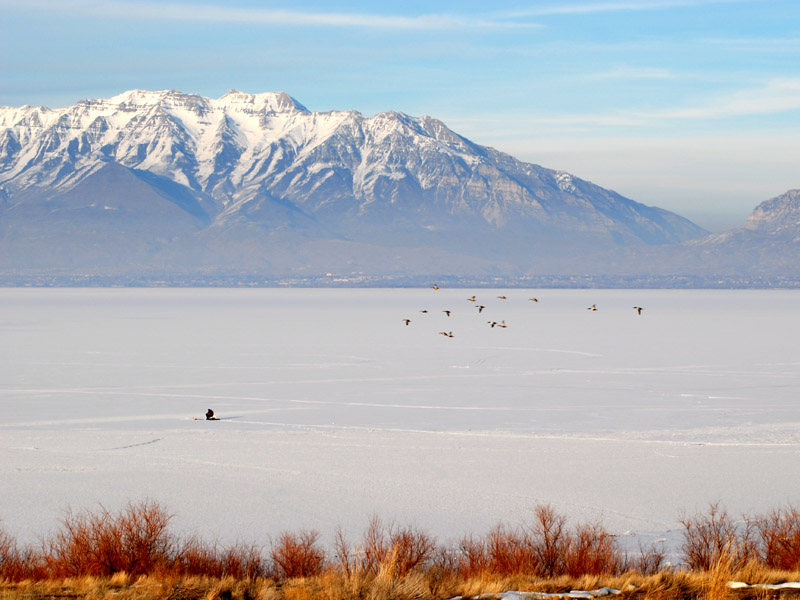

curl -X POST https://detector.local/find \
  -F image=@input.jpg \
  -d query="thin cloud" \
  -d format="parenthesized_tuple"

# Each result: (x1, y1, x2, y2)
(701, 36, 800, 52)
(482, 78, 800, 130)
(502, 0, 760, 17)
(2, 0, 539, 30)
(647, 78, 800, 120)
(578, 66, 683, 81)
(525, 114, 649, 127)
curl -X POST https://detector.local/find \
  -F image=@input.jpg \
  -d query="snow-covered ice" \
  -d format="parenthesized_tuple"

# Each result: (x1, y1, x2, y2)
(2, 288, 800, 552)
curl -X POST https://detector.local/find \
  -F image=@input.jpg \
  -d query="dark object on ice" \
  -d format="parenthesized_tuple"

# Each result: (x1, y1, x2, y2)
(206, 409, 218, 420)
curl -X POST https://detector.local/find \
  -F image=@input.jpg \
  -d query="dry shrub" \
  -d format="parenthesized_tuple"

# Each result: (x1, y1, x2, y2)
(0, 524, 19, 575)
(526, 504, 625, 578)
(361, 516, 389, 575)
(681, 503, 755, 571)
(44, 500, 175, 577)
(0, 523, 43, 581)
(331, 527, 353, 579)
(175, 536, 221, 576)
(629, 540, 668, 576)
(357, 516, 435, 578)
(215, 543, 265, 580)
(270, 530, 326, 580)
(448, 505, 631, 579)
(12, 496, 800, 592)
(455, 534, 490, 578)
(564, 522, 624, 577)
(754, 505, 800, 570)
(528, 504, 569, 577)
(486, 524, 536, 576)
(177, 537, 265, 579)
(424, 545, 462, 597)
(386, 523, 436, 577)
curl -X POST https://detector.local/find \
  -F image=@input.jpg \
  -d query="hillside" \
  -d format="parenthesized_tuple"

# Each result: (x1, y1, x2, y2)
(0, 89, 707, 280)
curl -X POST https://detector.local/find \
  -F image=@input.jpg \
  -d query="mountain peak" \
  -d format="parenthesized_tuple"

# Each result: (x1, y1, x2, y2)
(745, 189, 800, 235)
(106, 89, 191, 105)
(218, 90, 308, 113)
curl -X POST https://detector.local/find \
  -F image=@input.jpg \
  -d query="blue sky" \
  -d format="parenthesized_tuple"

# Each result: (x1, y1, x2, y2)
(2, 0, 799, 230)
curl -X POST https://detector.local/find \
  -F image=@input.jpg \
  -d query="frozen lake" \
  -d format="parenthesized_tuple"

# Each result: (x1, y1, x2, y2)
(2, 288, 800, 552)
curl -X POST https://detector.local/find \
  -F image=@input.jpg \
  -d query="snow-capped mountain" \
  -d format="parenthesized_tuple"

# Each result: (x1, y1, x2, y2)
(0, 89, 708, 277)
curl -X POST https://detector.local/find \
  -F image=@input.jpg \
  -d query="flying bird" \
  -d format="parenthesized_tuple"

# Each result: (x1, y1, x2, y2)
(633, 306, 643, 315)
(488, 321, 498, 328)
(529, 297, 539, 302)
(439, 331, 454, 338)
(443, 310, 451, 316)
(498, 320, 507, 328)
(588, 304, 597, 311)
(467, 296, 476, 302)
(419, 309, 428, 313)
(497, 295, 507, 300)
(432, 284, 439, 290)
(476, 305, 485, 313)
(402, 319, 411, 326)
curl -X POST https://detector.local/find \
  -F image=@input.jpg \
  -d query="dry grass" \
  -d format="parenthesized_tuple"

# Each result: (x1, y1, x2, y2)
(3, 568, 800, 600)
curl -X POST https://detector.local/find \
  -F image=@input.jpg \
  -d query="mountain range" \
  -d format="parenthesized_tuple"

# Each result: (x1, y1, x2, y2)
(0, 89, 796, 285)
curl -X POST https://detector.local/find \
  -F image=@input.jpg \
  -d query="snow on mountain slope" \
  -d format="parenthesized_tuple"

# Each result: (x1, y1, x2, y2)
(0, 89, 709, 275)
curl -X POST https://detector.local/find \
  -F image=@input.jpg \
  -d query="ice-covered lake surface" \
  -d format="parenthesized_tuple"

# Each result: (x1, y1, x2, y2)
(2, 288, 800, 554)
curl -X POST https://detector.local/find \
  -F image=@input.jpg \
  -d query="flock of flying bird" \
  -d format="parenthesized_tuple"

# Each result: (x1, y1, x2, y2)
(402, 284, 644, 338)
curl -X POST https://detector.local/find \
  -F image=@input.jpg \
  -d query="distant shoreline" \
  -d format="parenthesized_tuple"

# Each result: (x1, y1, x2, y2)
(2, 273, 800, 289)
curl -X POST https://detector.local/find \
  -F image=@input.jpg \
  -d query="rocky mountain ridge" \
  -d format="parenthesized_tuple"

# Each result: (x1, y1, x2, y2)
(2, 89, 794, 284)
(745, 189, 800, 238)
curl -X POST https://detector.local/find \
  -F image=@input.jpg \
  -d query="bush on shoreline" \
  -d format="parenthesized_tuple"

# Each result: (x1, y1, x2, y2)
(2, 500, 800, 600)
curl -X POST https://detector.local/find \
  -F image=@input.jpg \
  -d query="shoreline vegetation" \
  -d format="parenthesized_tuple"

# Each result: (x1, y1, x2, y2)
(2, 502, 800, 600)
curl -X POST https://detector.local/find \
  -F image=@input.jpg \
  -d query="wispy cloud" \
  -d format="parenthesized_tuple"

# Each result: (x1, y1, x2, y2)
(649, 78, 800, 119)
(501, 0, 759, 17)
(701, 36, 800, 52)
(512, 78, 800, 128)
(577, 66, 683, 81)
(2, 0, 539, 30)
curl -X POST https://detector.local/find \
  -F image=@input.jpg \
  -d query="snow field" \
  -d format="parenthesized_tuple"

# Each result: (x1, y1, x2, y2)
(2, 288, 800, 552)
